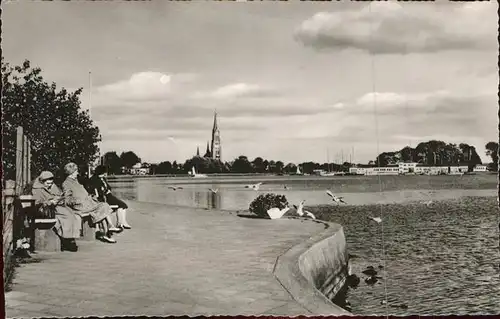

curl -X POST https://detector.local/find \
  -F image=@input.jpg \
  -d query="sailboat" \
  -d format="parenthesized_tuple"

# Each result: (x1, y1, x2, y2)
(295, 165, 304, 176)
(320, 148, 337, 176)
(190, 166, 207, 178)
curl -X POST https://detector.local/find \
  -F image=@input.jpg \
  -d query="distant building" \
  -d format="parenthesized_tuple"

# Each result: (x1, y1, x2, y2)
(211, 111, 221, 161)
(473, 164, 487, 172)
(195, 111, 222, 161)
(129, 163, 150, 175)
(398, 162, 418, 174)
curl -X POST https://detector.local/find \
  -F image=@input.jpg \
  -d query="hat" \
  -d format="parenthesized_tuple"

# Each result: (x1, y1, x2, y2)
(39, 171, 54, 181)
(64, 162, 78, 175)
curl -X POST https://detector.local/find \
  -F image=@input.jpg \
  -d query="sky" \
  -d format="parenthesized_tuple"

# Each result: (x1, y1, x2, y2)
(3, 1, 498, 164)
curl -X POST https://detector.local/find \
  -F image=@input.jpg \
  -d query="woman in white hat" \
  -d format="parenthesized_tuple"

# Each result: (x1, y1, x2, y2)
(32, 171, 81, 251)
(62, 162, 121, 243)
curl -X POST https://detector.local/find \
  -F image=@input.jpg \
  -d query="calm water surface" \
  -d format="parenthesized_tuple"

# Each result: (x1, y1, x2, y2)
(109, 174, 499, 315)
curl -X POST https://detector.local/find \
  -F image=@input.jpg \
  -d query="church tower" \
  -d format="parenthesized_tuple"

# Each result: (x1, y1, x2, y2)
(203, 141, 211, 158)
(211, 111, 221, 161)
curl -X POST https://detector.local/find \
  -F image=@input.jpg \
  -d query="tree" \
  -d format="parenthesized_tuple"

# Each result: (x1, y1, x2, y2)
(252, 157, 265, 173)
(231, 156, 253, 173)
(157, 161, 173, 174)
(485, 141, 498, 171)
(2, 58, 101, 181)
(101, 151, 122, 175)
(172, 161, 179, 173)
(120, 151, 141, 169)
(283, 163, 297, 174)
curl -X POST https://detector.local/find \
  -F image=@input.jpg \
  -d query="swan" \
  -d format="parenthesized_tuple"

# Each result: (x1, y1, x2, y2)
(209, 188, 219, 194)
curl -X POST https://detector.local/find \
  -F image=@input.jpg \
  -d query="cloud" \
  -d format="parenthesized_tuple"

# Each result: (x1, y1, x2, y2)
(335, 89, 496, 146)
(207, 83, 269, 99)
(96, 71, 197, 102)
(294, 2, 497, 54)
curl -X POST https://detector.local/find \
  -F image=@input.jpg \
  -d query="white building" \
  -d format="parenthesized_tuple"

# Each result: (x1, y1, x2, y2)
(349, 167, 368, 175)
(398, 162, 418, 174)
(365, 166, 399, 176)
(473, 164, 487, 172)
(129, 163, 150, 175)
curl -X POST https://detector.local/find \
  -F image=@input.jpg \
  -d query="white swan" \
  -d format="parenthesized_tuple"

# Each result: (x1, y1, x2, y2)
(209, 188, 219, 194)
(266, 206, 291, 219)
(326, 190, 346, 204)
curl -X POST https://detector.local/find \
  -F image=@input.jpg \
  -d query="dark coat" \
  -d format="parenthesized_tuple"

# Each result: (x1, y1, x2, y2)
(87, 175, 112, 202)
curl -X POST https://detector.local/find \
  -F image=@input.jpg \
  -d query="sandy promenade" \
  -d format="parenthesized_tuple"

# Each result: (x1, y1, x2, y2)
(5, 201, 333, 317)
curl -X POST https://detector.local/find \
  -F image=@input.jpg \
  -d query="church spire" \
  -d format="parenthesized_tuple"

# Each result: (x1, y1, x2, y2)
(196, 146, 200, 157)
(203, 141, 212, 158)
(212, 110, 218, 132)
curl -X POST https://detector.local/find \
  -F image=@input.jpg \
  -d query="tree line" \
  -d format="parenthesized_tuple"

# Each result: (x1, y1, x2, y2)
(375, 141, 481, 167)
(103, 139, 499, 175)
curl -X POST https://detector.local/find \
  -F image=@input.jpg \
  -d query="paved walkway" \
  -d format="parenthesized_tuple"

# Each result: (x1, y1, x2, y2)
(5, 201, 328, 317)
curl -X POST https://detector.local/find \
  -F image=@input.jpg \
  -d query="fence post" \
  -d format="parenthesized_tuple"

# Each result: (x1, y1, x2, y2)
(15, 127, 24, 195)
(27, 140, 31, 183)
(23, 134, 29, 188)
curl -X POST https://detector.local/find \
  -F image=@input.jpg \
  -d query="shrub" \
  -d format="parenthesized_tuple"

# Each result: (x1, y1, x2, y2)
(249, 193, 289, 218)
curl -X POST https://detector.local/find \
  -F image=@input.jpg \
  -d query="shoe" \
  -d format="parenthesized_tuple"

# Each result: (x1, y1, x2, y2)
(108, 227, 123, 233)
(99, 235, 117, 244)
(118, 224, 131, 230)
(61, 240, 78, 252)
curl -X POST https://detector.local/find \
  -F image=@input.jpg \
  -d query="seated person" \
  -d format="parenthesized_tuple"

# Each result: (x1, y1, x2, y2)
(62, 162, 121, 244)
(31, 171, 81, 252)
(88, 165, 131, 229)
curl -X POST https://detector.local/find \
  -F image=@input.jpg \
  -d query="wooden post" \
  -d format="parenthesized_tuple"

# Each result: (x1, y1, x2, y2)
(15, 127, 24, 196)
(27, 139, 31, 183)
(23, 135, 29, 188)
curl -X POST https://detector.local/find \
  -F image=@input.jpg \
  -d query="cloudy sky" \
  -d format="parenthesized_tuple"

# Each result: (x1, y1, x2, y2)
(3, 1, 498, 164)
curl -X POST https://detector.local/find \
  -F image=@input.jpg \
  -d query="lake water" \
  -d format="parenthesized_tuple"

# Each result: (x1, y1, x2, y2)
(108, 174, 500, 315)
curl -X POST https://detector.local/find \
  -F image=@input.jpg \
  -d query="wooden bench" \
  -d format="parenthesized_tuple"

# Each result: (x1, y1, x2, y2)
(79, 204, 119, 241)
(19, 195, 60, 252)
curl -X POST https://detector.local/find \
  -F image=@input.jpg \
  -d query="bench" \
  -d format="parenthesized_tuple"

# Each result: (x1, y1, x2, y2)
(18, 195, 60, 252)
(79, 204, 119, 241)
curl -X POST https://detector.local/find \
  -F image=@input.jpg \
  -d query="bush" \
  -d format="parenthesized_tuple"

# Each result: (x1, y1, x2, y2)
(249, 193, 289, 218)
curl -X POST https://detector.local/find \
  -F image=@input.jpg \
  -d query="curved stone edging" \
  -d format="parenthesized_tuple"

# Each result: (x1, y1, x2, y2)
(273, 218, 352, 315)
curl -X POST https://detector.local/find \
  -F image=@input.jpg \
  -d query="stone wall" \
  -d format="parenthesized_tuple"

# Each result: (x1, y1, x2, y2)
(298, 226, 349, 301)
(273, 219, 351, 315)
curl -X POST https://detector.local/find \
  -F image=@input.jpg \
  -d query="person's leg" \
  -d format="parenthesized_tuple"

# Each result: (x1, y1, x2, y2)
(106, 194, 131, 229)
(106, 215, 122, 233)
(117, 208, 131, 229)
(98, 220, 116, 243)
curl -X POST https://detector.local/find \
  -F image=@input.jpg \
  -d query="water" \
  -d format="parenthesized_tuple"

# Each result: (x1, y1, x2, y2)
(108, 174, 500, 315)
